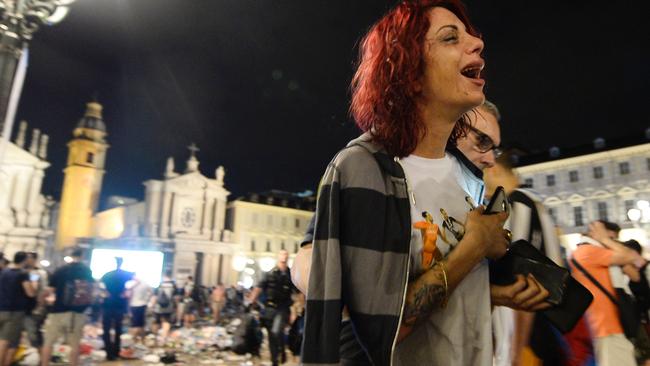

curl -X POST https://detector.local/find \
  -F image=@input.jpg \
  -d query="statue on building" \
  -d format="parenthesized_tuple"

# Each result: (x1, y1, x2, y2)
(216, 166, 225, 186)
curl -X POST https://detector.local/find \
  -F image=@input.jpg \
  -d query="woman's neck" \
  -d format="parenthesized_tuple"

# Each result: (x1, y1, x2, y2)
(411, 102, 460, 159)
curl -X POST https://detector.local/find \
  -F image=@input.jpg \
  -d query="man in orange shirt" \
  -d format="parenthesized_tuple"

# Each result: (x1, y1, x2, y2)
(571, 220, 646, 366)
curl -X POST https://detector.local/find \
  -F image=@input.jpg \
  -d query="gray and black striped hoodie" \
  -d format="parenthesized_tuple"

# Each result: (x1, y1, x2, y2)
(301, 132, 412, 366)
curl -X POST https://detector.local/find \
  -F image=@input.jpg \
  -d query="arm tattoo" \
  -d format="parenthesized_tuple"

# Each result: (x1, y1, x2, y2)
(402, 268, 446, 327)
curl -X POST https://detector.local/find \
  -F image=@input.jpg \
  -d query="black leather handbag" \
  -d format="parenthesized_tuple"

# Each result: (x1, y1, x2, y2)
(490, 240, 593, 333)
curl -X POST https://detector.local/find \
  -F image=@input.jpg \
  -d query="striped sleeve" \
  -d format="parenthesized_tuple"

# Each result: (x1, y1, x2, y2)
(301, 160, 343, 365)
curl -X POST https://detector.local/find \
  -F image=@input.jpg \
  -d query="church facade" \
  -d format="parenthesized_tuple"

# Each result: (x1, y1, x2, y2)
(0, 120, 54, 258)
(93, 150, 235, 287)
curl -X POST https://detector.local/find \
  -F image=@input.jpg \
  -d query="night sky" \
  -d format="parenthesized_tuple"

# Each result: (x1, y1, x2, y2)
(14, 0, 650, 204)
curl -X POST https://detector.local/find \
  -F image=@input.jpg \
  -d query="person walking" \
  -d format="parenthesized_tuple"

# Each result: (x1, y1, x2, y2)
(250, 250, 296, 366)
(571, 221, 646, 366)
(150, 271, 176, 342)
(211, 284, 226, 325)
(128, 276, 152, 342)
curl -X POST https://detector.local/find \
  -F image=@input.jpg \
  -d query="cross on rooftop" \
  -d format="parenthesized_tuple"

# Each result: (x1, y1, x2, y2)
(187, 143, 200, 157)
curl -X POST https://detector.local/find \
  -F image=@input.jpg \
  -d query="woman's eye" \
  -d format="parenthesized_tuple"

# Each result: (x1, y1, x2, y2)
(443, 34, 458, 42)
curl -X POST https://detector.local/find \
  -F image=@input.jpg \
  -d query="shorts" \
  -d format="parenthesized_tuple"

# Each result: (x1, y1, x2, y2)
(24, 313, 46, 348)
(183, 300, 196, 315)
(212, 300, 225, 314)
(130, 306, 146, 327)
(155, 313, 172, 325)
(43, 312, 86, 347)
(594, 334, 636, 366)
(0, 311, 25, 345)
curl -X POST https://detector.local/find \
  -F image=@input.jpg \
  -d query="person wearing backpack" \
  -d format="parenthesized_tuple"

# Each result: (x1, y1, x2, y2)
(570, 221, 647, 366)
(150, 270, 176, 341)
(41, 248, 94, 366)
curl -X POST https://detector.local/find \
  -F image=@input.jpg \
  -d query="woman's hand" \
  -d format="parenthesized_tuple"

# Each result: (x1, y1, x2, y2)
(464, 206, 509, 260)
(490, 274, 551, 311)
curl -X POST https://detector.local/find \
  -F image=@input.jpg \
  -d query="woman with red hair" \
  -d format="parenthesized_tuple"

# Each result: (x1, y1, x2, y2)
(301, 1, 548, 365)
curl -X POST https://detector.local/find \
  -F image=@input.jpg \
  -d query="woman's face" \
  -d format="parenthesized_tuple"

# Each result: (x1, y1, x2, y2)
(420, 7, 485, 115)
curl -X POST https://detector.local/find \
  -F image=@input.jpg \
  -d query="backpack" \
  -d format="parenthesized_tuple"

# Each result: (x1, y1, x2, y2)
(190, 285, 203, 302)
(157, 288, 171, 308)
(62, 279, 94, 307)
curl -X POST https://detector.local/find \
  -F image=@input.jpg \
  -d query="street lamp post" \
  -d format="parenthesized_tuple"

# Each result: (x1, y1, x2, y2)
(628, 200, 650, 225)
(0, 0, 74, 164)
(627, 200, 650, 245)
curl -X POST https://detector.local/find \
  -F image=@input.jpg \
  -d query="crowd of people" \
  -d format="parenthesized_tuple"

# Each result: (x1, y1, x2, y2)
(0, 248, 306, 366)
(1, 1, 649, 366)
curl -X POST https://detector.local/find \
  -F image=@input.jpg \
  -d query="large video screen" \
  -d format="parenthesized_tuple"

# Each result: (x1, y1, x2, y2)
(90, 248, 164, 287)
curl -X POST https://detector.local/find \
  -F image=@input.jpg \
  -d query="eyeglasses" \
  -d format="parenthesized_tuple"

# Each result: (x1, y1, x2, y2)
(468, 125, 503, 158)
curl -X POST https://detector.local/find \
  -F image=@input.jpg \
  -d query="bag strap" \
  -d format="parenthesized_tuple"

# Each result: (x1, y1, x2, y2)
(571, 258, 619, 306)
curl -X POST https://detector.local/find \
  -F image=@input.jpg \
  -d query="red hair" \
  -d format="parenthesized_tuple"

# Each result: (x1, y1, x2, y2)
(350, 0, 480, 157)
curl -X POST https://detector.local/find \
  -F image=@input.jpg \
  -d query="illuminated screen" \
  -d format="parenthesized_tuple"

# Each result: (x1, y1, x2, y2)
(90, 249, 164, 287)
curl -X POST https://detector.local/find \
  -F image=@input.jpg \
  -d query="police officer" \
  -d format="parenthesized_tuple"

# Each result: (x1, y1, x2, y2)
(250, 250, 296, 366)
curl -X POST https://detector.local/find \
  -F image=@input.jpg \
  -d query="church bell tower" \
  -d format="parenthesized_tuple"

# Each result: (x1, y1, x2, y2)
(55, 100, 109, 248)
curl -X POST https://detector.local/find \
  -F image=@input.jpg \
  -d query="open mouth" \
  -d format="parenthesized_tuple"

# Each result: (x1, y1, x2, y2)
(460, 65, 482, 80)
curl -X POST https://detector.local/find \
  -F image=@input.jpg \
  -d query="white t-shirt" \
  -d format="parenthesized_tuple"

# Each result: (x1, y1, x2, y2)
(393, 153, 492, 366)
(129, 281, 152, 307)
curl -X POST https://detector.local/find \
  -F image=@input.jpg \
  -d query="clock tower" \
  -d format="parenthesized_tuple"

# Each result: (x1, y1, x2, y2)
(56, 100, 109, 248)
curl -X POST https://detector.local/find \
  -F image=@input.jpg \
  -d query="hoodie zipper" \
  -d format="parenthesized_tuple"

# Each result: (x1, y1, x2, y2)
(389, 157, 412, 366)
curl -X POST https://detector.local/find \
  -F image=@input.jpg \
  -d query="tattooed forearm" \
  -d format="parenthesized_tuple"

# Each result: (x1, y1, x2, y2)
(402, 265, 446, 327)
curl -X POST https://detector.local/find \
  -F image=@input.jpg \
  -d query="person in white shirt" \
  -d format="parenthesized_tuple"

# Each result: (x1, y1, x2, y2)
(128, 277, 152, 341)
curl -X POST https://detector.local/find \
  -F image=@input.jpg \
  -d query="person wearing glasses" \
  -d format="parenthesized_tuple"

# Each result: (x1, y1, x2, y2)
(455, 100, 502, 171)
(298, 2, 550, 365)
(484, 149, 570, 365)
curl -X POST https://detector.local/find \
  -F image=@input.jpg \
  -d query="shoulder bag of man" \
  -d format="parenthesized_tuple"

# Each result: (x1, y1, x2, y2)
(572, 258, 640, 339)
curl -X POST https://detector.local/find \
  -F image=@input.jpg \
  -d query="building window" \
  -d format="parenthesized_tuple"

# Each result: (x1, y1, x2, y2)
(619, 161, 630, 175)
(294, 243, 299, 253)
(593, 166, 603, 179)
(597, 202, 608, 221)
(281, 241, 285, 250)
(86, 152, 94, 164)
(295, 218, 300, 228)
(546, 174, 555, 187)
(524, 178, 534, 187)
(251, 240, 256, 251)
(569, 170, 579, 183)
(266, 241, 271, 252)
(573, 206, 584, 227)
(647, 158, 650, 171)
